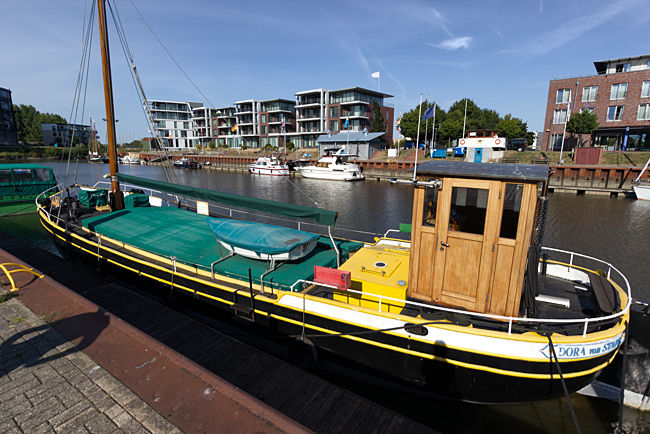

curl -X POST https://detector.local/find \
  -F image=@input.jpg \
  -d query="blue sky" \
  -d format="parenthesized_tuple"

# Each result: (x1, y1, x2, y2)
(2, 0, 649, 142)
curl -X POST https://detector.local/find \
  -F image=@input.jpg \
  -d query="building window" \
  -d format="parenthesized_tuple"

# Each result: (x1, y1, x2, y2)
(580, 107, 595, 114)
(261, 126, 267, 135)
(607, 106, 624, 121)
(261, 114, 266, 123)
(329, 106, 339, 118)
(642, 81, 650, 98)
(329, 120, 339, 132)
(610, 83, 628, 100)
(556, 89, 570, 104)
(553, 109, 567, 124)
(615, 63, 631, 73)
(550, 134, 563, 151)
(638, 104, 650, 121)
(582, 86, 598, 102)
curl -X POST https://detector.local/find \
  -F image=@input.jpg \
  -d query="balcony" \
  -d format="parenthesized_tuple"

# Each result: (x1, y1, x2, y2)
(339, 100, 370, 106)
(295, 101, 321, 108)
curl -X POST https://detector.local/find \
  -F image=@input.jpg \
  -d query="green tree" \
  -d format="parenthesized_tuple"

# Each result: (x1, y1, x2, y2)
(370, 101, 385, 133)
(13, 104, 67, 143)
(437, 99, 484, 142)
(495, 114, 527, 140)
(566, 110, 599, 146)
(399, 100, 445, 141)
(207, 141, 216, 150)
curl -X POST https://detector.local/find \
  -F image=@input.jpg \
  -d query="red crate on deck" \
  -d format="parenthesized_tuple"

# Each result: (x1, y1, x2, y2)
(313, 266, 351, 291)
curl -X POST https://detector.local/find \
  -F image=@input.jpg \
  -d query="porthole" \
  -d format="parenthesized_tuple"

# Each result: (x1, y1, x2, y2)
(374, 261, 387, 268)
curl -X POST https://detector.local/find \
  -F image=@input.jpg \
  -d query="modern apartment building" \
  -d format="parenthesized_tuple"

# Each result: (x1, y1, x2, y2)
(191, 105, 219, 147)
(150, 86, 394, 150)
(41, 123, 96, 146)
(147, 100, 198, 149)
(291, 87, 393, 148)
(233, 99, 261, 148)
(215, 106, 238, 148)
(542, 54, 650, 151)
(259, 98, 295, 148)
(0, 87, 18, 145)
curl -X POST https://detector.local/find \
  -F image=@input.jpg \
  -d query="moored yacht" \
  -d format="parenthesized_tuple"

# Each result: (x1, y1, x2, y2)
(296, 148, 364, 181)
(248, 156, 289, 176)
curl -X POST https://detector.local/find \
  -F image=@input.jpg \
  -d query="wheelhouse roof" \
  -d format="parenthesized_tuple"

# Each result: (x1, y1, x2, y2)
(0, 164, 53, 171)
(415, 161, 549, 182)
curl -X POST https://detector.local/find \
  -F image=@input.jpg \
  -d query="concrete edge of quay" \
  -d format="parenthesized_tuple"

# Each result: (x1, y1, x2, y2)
(0, 246, 310, 434)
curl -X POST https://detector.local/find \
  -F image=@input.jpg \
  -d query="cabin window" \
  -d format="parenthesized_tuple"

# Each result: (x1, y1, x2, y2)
(449, 187, 488, 235)
(33, 168, 51, 182)
(0, 169, 11, 184)
(499, 184, 523, 239)
(13, 169, 33, 182)
(422, 187, 438, 227)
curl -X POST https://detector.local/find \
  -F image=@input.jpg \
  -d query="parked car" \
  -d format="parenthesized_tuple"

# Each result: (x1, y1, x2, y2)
(507, 138, 527, 151)
(403, 142, 426, 150)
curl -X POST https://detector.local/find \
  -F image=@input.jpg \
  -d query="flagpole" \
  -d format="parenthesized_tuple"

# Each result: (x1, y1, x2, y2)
(424, 108, 428, 155)
(462, 98, 468, 138)
(413, 93, 423, 181)
(559, 100, 570, 164)
(431, 103, 436, 150)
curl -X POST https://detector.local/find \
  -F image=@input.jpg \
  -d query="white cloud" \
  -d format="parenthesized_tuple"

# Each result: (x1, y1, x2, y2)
(432, 36, 472, 50)
(523, 0, 640, 58)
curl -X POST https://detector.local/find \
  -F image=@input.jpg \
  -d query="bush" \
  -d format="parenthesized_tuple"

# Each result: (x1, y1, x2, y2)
(263, 144, 272, 151)
(241, 144, 247, 150)
(286, 142, 295, 152)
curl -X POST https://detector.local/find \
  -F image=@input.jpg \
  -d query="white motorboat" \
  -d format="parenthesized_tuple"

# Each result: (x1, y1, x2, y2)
(248, 157, 289, 176)
(120, 154, 141, 165)
(296, 148, 364, 181)
(632, 158, 650, 200)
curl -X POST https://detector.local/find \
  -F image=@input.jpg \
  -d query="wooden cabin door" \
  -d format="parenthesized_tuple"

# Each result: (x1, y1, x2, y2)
(430, 178, 501, 312)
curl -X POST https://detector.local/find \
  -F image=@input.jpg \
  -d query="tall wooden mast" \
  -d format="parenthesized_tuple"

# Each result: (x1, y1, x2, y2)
(97, 0, 124, 210)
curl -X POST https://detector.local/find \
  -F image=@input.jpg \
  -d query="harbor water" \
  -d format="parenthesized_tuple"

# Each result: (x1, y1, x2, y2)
(1, 160, 648, 433)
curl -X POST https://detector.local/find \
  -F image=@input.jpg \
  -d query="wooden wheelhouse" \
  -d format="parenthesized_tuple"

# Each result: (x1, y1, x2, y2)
(408, 161, 549, 316)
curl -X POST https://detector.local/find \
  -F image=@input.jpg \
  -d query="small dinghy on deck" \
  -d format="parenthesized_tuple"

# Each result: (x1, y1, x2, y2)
(207, 218, 320, 261)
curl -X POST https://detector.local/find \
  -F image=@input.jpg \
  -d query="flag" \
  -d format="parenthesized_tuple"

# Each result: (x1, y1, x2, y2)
(371, 71, 380, 79)
(281, 119, 285, 131)
(231, 124, 238, 133)
(343, 116, 349, 128)
(565, 100, 571, 123)
(422, 106, 434, 121)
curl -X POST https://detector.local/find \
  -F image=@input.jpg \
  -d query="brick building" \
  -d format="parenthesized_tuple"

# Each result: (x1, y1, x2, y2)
(542, 54, 650, 151)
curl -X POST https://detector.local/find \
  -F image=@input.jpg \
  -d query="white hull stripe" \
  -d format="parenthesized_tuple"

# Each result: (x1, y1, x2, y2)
(278, 295, 624, 362)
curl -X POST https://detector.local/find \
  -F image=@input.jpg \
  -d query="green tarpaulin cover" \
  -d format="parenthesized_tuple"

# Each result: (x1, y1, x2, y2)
(81, 207, 339, 290)
(0, 164, 57, 202)
(124, 193, 150, 208)
(116, 173, 337, 226)
(79, 189, 108, 208)
(207, 218, 319, 255)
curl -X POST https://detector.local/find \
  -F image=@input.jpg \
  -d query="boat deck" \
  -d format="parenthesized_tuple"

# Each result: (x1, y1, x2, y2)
(80, 206, 363, 291)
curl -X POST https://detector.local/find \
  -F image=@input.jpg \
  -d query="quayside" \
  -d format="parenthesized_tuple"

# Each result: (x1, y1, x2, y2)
(37, 161, 631, 404)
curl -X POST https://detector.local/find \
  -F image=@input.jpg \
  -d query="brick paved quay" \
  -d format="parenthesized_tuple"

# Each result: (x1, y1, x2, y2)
(0, 246, 307, 434)
(0, 297, 180, 433)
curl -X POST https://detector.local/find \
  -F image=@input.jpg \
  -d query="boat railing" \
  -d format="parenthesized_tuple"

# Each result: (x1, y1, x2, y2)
(90, 181, 386, 244)
(290, 247, 631, 337)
